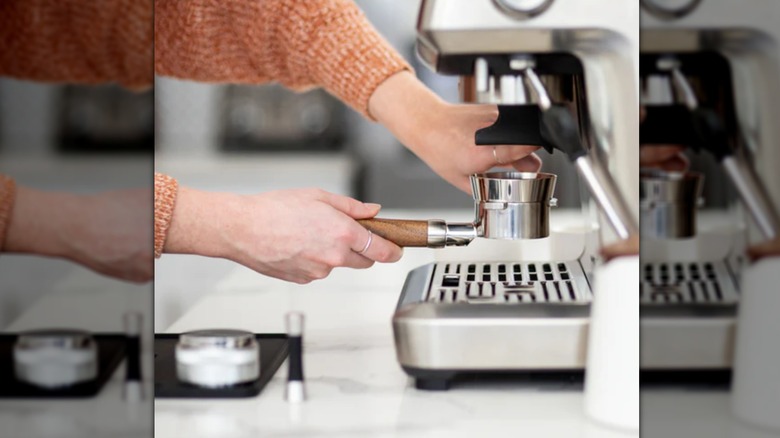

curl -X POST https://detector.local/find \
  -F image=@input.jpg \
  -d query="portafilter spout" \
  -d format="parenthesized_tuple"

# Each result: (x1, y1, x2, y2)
(358, 172, 557, 248)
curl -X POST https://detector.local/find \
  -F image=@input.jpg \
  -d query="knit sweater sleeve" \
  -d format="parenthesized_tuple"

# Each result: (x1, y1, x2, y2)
(154, 0, 412, 119)
(0, 0, 153, 89)
(154, 173, 178, 258)
(0, 175, 16, 251)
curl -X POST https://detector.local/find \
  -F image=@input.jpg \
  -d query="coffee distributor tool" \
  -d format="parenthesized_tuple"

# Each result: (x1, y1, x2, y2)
(358, 0, 639, 390)
(640, 0, 780, 379)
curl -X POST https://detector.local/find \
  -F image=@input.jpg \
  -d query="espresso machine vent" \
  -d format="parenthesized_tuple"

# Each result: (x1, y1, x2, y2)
(640, 261, 739, 305)
(427, 262, 591, 304)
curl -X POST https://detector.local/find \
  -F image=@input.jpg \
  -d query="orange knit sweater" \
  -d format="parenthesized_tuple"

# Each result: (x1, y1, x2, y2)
(0, 0, 411, 257)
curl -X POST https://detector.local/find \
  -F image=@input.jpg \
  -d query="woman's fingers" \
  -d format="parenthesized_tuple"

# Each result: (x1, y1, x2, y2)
(511, 152, 543, 172)
(483, 145, 540, 169)
(640, 146, 689, 171)
(349, 224, 403, 263)
(318, 190, 381, 219)
(342, 251, 376, 269)
(600, 235, 640, 261)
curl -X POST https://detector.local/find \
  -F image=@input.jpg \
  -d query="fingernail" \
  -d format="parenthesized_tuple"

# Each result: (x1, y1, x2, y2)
(365, 203, 382, 211)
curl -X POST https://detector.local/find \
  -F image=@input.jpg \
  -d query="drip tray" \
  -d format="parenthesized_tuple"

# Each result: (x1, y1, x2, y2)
(640, 260, 739, 374)
(154, 333, 288, 398)
(394, 261, 593, 390)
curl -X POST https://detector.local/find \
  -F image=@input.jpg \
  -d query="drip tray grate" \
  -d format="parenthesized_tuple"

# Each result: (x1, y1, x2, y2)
(641, 261, 738, 305)
(426, 262, 591, 304)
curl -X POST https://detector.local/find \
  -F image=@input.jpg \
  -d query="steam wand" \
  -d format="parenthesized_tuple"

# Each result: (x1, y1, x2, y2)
(522, 66, 638, 240)
(656, 57, 780, 240)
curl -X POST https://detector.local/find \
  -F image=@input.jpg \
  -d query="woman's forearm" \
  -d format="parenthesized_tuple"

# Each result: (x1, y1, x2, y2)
(155, 0, 411, 118)
(368, 71, 445, 147)
(3, 185, 84, 257)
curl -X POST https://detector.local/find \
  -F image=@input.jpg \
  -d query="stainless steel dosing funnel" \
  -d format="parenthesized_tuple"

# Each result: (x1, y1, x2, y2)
(641, 169, 703, 239)
(358, 172, 557, 248)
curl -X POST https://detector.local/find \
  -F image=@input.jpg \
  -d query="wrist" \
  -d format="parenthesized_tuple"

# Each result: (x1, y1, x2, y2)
(369, 71, 447, 153)
(4, 187, 83, 258)
(163, 186, 242, 259)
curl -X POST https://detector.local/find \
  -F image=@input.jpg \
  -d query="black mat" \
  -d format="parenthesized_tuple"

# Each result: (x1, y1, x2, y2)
(154, 333, 288, 398)
(0, 333, 126, 398)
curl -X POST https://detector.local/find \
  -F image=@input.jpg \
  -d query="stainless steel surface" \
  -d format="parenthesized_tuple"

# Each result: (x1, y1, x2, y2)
(426, 261, 590, 303)
(13, 329, 98, 388)
(421, 172, 558, 246)
(640, 260, 738, 369)
(522, 66, 552, 110)
(175, 329, 260, 388)
(641, 0, 702, 20)
(641, 170, 703, 239)
(417, 0, 640, 231)
(475, 201, 550, 240)
(470, 171, 557, 240)
(654, 50, 780, 240)
(493, 0, 555, 18)
(664, 60, 699, 110)
(178, 329, 256, 349)
(393, 262, 592, 370)
(637, 0, 780, 375)
(441, 221, 478, 247)
(14, 329, 94, 350)
(285, 380, 306, 403)
(641, 2, 780, 240)
(285, 312, 304, 337)
(471, 171, 556, 203)
(642, 75, 675, 105)
(575, 156, 638, 240)
(392, 0, 638, 376)
(521, 63, 639, 240)
(722, 155, 780, 240)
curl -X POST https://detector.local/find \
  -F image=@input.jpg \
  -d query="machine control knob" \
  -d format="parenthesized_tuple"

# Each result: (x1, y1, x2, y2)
(641, 0, 701, 20)
(493, 0, 554, 18)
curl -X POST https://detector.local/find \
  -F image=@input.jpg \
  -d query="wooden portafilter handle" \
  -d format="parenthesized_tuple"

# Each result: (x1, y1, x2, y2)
(357, 218, 430, 247)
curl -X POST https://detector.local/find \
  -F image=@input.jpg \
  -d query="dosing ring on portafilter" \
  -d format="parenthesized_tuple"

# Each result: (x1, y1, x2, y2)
(640, 169, 704, 239)
(470, 172, 558, 240)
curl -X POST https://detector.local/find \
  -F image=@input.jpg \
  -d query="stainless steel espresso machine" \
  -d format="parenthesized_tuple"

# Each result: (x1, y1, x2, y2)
(361, 0, 639, 390)
(640, 0, 780, 380)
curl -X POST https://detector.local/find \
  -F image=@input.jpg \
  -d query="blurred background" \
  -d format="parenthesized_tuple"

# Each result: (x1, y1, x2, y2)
(0, 78, 153, 436)
(0, 79, 152, 327)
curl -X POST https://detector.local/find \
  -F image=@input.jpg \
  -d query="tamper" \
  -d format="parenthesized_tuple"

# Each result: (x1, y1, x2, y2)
(285, 312, 306, 403)
(175, 329, 260, 388)
(13, 329, 98, 388)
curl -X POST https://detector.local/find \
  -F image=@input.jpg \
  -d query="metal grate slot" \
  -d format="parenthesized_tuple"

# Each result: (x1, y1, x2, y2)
(427, 261, 591, 305)
(566, 281, 576, 300)
(641, 261, 738, 305)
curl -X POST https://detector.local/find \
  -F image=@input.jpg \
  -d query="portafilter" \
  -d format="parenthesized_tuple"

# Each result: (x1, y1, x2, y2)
(358, 171, 557, 247)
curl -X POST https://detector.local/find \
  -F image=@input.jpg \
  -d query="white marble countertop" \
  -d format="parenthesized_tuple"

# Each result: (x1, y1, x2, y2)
(154, 209, 641, 438)
(0, 267, 153, 438)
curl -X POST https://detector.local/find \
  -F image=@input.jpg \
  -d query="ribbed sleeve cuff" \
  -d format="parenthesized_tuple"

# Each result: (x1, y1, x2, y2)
(154, 172, 178, 258)
(0, 175, 16, 251)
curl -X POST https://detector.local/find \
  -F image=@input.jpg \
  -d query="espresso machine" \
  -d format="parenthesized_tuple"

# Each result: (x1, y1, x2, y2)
(361, 0, 639, 390)
(640, 0, 780, 379)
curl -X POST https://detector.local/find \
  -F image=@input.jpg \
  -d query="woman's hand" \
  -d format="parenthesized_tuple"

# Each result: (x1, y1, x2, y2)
(4, 187, 153, 283)
(369, 71, 542, 193)
(639, 107, 689, 172)
(640, 145, 689, 172)
(164, 187, 403, 284)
